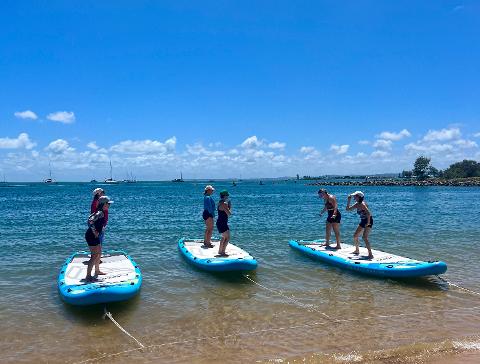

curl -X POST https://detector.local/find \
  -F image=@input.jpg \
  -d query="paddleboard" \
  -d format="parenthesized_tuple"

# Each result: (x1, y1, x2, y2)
(178, 238, 257, 272)
(289, 240, 447, 278)
(58, 250, 142, 305)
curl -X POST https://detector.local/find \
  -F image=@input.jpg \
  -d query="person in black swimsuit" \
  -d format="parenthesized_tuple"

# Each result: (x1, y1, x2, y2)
(216, 190, 232, 257)
(318, 188, 342, 249)
(346, 191, 374, 259)
(84, 196, 112, 281)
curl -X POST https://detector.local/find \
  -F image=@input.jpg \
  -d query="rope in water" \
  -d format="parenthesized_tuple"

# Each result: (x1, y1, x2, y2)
(436, 275, 480, 297)
(73, 303, 480, 364)
(103, 306, 145, 349)
(243, 274, 331, 319)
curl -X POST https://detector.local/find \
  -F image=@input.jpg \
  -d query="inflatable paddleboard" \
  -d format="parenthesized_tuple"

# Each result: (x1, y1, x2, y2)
(178, 238, 257, 272)
(289, 240, 447, 278)
(58, 250, 142, 306)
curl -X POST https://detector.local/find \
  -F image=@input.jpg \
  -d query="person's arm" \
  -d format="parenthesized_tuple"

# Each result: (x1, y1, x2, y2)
(331, 196, 339, 217)
(362, 203, 372, 223)
(319, 206, 327, 216)
(346, 195, 358, 211)
(220, 201, 232, 216)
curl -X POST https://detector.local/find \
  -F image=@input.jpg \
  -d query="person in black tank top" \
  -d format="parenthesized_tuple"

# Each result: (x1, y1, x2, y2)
(346, 191, 374, 259)
(318, 189, 342, 249)
(216, 190, 232, 257)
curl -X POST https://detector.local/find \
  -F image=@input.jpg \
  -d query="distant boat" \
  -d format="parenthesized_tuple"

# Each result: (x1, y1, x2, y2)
(123, 171, 137, 183)
(172, 172, 184, 183)
(259, 181, 264, 185)
(232, 181, 237, 186)
(44, 163, 57, 184)
(90, 179, 98, 183)
(104, 160, 119, 184)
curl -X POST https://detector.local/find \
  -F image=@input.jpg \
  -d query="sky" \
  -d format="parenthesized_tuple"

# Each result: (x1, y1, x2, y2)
(1, 1, 479, 181)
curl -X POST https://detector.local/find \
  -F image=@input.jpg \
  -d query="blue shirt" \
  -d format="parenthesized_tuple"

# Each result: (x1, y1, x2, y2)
(204, 195, 215, 216)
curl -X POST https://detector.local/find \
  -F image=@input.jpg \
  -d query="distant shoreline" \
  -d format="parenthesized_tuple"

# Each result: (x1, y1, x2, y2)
(306, 177, 480, 187)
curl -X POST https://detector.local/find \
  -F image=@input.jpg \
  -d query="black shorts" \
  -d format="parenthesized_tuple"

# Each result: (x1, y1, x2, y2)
(203, 210, 213, 221)
(216, 221, 229, 234)
(359, 217, 373, 228)
(85, 228, 101, 246)
(326, 211, 341, 224)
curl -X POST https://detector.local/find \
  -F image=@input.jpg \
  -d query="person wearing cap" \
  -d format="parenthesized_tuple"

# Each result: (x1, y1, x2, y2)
(202, 185, 216, 248)
(216, 190, 232, 257)
(318, 188, 342, 249)
(346, 191, 374, 259)
(84, 196, 113, 281)
(90, 188, 105, 214)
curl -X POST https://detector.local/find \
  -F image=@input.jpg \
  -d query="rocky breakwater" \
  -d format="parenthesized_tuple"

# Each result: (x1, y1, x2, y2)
(306, 177, 480, 187)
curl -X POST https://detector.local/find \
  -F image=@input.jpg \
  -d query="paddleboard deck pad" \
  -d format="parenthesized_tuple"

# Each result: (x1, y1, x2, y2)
(289, 240, 447, 278)
(178, 238, 257, 272)
(58, 250, 142, 305)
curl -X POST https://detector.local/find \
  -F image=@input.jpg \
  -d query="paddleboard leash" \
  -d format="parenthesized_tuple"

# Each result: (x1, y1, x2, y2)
(436, 275, 480, 297)
(103, 305, 145, 348)
(243, 274, 330, 319)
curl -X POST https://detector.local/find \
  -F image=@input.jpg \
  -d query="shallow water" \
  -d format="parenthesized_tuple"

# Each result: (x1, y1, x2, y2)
(1, 181, 479, 363)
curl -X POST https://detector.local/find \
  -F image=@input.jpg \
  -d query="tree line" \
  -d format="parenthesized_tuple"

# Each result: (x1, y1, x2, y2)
(401, 157, 480, 180)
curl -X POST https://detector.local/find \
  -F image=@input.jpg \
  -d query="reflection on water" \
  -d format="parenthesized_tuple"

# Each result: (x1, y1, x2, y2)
(1, 182, 479, 363)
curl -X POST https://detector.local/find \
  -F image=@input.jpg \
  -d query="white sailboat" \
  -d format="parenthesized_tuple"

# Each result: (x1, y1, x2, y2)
(44, 162, 57, 184)
(104, 160, 119, 184)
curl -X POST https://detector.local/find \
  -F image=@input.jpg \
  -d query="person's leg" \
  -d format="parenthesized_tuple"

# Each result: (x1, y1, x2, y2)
(332, 223, 341, 249)
(362, 227, 373, 259)
(85, 245, 96, 280)
(218, 232, 226, 255)
(94, 245, 106, 276)
(223, 230, 230, 255)
(352, 225, 363, 254)
(325, 222, 332, 247)
(206, 218, 214, 246)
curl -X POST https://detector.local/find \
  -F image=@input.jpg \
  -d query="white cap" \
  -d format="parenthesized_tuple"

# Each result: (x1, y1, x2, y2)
(98, 196, 113, 205)
(92, 188, 104, 196)
(204, 185, 215, 192)
(350, 191, 364, 198)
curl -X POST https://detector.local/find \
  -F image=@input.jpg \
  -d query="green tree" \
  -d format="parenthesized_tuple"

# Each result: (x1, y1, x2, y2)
(443, 160, 480, 179)
(413, 156, 431, 180)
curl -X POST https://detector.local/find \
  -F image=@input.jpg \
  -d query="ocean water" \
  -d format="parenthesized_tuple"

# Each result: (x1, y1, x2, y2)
(1, 181, 479, 364)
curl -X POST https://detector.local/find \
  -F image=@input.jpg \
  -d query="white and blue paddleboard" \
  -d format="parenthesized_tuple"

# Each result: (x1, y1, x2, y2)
(178, 238, 257, 272)
(289, 240, 447, 278)
(58, 250, 142, 306)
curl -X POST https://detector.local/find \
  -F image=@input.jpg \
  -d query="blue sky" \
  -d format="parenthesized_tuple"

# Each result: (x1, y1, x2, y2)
(1, 1, 479, 181)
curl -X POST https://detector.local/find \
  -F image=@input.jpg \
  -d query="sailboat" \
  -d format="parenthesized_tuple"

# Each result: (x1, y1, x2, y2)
(172, 172, 184, 182)
(123, 171, 137, 183)
(104, 160, 119, 184)
(44, 162, 57, 184)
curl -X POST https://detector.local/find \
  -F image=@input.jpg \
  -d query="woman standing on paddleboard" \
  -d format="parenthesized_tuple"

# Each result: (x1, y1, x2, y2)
(346, 191, 374, 259)
(318, 188, 342, 249)
(202, 185, 215, 248)
(216, 190, 232, 257)
(84, 196, 113, 281)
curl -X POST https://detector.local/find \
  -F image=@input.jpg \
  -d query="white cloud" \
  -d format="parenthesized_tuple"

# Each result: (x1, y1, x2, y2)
(372, 139, 393, 150)
(330, 144, 349, 154)
(453, 139, 478, 149)
(45, 139, 75, 154)
(0, 133, 36, 149)
(268, 141, 286, 150)
(377, 129, 411, 141)
(14, 110, 38, 120)
(405, 142, 454, 153)
(423, 127, 461, 142)
(371, 150, 390, 158)
(110, 137, 176, 154)
(87, 142, 99, 150)
(358, 140, 370, 145)
(300, 146, 316, 154)
(241, 136, 263, 149)
(473, 132, 480, 138)
(46, 111, 76, 124)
